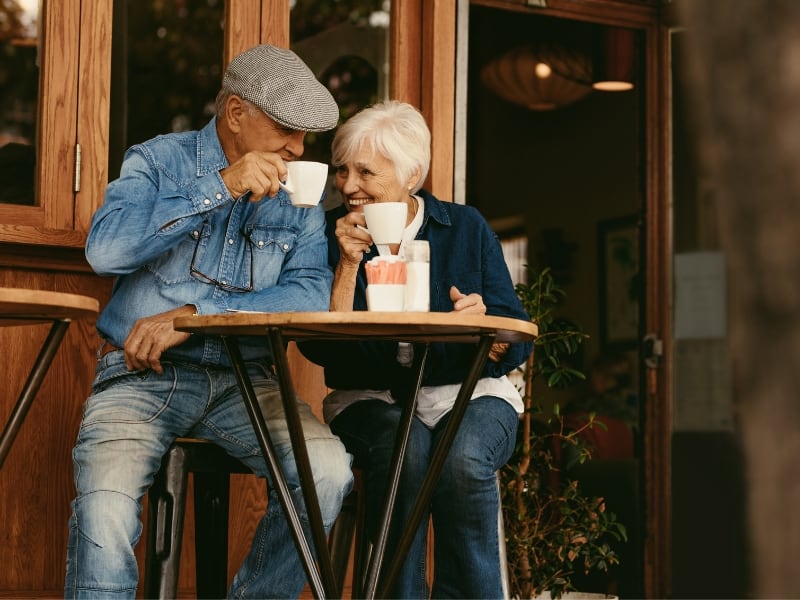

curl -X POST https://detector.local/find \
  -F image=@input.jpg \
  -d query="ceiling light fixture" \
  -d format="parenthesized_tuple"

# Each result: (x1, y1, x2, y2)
(480, 42, 592, 111)
(592, 26, 635, 91)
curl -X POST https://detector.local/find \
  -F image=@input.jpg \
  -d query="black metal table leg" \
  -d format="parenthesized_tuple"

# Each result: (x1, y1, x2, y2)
(0, 319, 71, 469)
(221, 336, 329, 600)
(267, 326, 339, 597)
(362, 343, 429, 599)
(376, 332, 496, 598)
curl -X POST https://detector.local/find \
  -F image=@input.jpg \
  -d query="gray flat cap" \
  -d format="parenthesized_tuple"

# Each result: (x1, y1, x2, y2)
(223, 44, 339, 132)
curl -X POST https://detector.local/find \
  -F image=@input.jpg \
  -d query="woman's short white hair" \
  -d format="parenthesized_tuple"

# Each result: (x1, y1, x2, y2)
(331, 100, 431, 193)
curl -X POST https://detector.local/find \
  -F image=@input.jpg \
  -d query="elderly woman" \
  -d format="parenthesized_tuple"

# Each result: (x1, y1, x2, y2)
(300, 100, 532, 598)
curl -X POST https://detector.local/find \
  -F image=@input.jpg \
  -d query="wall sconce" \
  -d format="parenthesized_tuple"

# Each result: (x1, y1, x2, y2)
(592, 26, 635, 91)
(480, 42, 592, 111)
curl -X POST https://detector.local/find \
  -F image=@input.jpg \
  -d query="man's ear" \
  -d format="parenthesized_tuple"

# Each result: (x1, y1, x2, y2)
(225, 95, 246, 133)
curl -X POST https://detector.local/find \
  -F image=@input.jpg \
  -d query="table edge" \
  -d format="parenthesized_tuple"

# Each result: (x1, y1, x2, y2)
(174, 311, 538, 341)
(0, 287, 100, 320)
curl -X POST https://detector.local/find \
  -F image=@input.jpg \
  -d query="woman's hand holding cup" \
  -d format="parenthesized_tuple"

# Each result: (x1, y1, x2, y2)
(335, 213, 372, 265)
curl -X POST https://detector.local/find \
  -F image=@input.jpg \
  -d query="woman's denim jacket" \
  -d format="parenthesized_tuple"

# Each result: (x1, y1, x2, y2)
(86, 118, 332, 367)
(300, 190, 533, 390)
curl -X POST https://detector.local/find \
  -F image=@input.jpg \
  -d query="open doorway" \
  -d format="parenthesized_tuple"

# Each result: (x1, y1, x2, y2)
(464, 4, 645, 597)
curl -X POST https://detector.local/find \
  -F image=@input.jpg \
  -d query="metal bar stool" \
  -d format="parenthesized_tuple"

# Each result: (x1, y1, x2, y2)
(327, 467, 370, 598)
(143, 438, 252, 599)
(143, 437, 361, 599)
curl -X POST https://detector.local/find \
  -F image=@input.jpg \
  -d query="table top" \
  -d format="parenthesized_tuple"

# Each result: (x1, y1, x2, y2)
(0, 287, 99, 326)
(174, 311, 537, 344)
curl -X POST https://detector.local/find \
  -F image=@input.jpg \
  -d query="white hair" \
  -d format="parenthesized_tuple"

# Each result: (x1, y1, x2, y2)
(331, 100, 431, 193)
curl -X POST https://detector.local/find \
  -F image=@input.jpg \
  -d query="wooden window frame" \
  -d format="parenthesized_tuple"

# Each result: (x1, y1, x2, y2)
(0, 0, 112, 248)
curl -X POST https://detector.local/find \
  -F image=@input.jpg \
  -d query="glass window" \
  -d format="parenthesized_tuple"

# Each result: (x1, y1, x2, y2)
(290, 0, 390, 207)
(0, 0, 39, 205)
(108, 0, 390, 196)
(108, 0, 225, 180)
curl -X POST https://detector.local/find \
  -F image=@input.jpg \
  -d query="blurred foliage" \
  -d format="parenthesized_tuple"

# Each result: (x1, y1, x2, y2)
(124, 0, 225, 147)
(0, 0, 38, 143)
(291, 0, 386, 164)
(290, 0, 387, 44)
(118, 0, 384, 168)
(0, 0, 28, 39)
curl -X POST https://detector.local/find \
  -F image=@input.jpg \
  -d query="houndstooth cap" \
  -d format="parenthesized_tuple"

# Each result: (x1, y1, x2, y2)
(223, 44, 339, 132)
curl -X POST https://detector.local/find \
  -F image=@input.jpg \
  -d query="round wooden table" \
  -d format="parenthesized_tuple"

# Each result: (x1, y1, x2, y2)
(175, 310, 537, 599)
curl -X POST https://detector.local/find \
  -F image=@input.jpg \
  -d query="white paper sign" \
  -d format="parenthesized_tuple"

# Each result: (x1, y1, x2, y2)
(674, 251, 726, 339)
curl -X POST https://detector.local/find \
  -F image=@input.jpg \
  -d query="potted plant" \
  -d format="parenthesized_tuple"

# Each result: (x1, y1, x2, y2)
(501, 267, 628, 599)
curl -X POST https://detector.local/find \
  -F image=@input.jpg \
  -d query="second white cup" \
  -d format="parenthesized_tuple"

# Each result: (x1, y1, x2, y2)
(280, 161, 329, 208)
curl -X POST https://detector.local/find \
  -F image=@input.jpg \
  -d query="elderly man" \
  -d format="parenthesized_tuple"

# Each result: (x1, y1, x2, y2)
(64, 45, 352, 599)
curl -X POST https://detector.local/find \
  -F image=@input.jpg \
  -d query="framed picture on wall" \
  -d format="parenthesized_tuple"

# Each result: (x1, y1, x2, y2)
(598, 215, 640, 348)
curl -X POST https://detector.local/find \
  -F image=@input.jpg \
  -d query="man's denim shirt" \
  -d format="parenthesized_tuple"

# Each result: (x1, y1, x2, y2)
(86, 118, 333, 367)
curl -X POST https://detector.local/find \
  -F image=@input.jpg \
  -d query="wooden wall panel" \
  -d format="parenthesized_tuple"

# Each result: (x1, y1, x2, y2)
(0, 268, 111, 594)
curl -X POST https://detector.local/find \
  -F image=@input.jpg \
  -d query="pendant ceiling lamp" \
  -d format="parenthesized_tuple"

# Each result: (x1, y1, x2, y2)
(592, 26, 635, 91)
(480, 42, 592, 111)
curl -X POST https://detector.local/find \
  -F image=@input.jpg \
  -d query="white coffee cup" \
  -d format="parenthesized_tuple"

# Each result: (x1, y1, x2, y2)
(280, 161, 329, 208)
(366, 283, 406, 311)
(362, 202, 408, 244)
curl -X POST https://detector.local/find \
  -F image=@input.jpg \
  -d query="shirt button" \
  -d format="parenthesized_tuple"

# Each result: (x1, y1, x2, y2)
(221, 280, 228, 285)
(203, 198, 211, 205)
(215, 192, 223, 200)
(192, 230, 199, 239)
(258, 241, 264, 248)
(283, 243, 289, 250)
(227, 238, 234, 245)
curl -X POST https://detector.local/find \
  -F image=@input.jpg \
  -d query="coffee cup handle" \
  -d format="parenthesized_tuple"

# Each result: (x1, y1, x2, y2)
(278, 179, 294, 193)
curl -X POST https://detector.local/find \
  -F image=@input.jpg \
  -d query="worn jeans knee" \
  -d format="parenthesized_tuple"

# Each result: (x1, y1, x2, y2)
(64, 490, 142, 599)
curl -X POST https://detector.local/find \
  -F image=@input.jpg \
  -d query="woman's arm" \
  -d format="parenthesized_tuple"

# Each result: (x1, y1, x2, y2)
(329, 210, 372, 310)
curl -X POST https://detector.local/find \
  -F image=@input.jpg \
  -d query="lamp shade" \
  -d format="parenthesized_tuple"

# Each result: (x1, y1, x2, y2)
(592, 26, 635, 91)
(480, 43, 592, 111)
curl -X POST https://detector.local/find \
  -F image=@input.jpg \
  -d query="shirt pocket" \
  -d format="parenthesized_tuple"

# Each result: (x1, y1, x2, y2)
(146, 225, 206, 285)
(247, 225, 299, 290)
(431, 270, 482, 312)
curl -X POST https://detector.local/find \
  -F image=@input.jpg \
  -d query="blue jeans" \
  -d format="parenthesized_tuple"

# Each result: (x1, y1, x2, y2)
(64, 351, 353, 599)
(330, 395, 518, 599)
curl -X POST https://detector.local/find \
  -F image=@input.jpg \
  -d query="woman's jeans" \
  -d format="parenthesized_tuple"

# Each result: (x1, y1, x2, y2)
(330, 395, 519, 599)
(64, 351, 353, 599)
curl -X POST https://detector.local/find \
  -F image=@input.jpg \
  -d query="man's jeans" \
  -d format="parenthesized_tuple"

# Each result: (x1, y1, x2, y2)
(64, 351, 353, 599)
(331, 395, 518, 599)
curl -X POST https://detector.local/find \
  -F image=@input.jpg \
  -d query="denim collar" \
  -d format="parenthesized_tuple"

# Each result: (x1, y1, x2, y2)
(417, 188, 452, 232)
(196, 117, 229, 177)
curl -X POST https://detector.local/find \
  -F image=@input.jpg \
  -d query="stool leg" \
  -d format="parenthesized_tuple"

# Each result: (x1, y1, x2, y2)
(497, 472, 510, 600)
(350, 470, 371, 599)
(193, 470, 232, 599)
(144, 445, 189, 600)
(328, 490, 357, 598)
